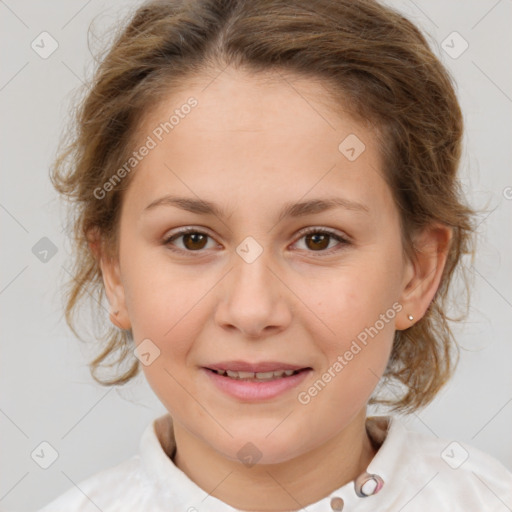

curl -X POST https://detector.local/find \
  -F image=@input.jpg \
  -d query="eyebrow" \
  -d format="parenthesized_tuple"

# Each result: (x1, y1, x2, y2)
(143, 195, 370, 221)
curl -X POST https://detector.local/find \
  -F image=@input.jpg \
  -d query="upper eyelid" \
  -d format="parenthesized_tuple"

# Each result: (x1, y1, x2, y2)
(163, 226, 350, 248)
(164, 225, 347, 238)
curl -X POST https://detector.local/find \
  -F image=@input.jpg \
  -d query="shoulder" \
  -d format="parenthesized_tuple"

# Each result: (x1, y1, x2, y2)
(35, 413, 186, 512)
(36, 455, 146, 512)
(382, 416, 512, 511)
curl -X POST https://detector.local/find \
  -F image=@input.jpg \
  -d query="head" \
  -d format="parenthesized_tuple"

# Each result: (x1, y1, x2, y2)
(53, 0, 476, 464)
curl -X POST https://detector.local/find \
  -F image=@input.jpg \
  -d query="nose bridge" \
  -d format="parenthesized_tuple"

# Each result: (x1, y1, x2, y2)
(236, 237, 275, 285)
(232, 235, 278, 300)
(216, 236, 291, 336)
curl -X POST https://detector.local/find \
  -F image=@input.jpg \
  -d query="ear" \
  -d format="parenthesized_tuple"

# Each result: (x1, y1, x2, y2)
(87, 228, 131, 331)
(395, 223, 453, 330)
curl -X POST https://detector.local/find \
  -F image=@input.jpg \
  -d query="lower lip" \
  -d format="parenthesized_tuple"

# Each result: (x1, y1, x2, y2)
(202, 368, 312, 401)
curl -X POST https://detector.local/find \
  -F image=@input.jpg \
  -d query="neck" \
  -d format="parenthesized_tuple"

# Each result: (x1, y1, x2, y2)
(172, 408, 377, 511)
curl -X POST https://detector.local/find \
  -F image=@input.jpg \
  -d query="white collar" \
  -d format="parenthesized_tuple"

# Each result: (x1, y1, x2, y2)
(138, 413, 409, 511)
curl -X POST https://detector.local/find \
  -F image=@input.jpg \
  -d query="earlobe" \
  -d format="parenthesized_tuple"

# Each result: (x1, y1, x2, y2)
(109, 309, 128, 330)
(396, 223, 452, 331)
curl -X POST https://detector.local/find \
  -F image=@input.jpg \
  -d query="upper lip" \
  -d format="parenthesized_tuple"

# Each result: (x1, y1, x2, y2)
(204, 361, 311, 372)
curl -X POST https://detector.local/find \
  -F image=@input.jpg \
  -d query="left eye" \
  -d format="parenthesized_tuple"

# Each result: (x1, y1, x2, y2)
(163, 227, 349, 254)
(294, 228, 349, 253)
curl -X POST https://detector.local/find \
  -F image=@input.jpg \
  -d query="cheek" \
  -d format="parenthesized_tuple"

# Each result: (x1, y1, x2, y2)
(310, 263, 398, 344)
(127, 278, 202, 352)
(122, 253, 215, 373)
(306, 265, 398, 399)
(120, 238, 188, 335)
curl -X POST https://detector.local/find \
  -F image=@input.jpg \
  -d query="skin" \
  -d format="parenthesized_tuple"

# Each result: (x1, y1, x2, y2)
(98, 66, 452, 511)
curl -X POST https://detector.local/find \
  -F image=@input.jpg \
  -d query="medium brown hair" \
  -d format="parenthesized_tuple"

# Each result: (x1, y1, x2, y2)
(52, 0, 478, 414)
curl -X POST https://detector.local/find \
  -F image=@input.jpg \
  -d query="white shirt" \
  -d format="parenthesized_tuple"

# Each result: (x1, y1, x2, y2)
(37, 413, 512, 511)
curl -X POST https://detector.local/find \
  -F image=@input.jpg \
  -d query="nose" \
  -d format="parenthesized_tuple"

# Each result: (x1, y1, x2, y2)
(214, 248, 292, 339)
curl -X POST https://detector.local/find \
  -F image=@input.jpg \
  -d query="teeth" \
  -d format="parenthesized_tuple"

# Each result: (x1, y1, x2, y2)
(214, 369, 298, 380)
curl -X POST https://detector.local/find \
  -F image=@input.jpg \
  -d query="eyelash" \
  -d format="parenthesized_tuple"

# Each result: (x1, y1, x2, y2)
(162, 226, 350, 256)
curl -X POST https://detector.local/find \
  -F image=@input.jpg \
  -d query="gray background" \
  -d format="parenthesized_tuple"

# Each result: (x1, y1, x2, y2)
(1, 0, 511, 510)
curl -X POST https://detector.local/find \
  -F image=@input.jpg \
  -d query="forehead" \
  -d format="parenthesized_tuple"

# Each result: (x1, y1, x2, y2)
(126, 67, 393, 220)
(141, 67, 372, 142)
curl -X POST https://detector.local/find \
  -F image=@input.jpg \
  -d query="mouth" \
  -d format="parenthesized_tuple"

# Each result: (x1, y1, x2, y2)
(204, 367, 309, 381)
(201, 365, 313, 401)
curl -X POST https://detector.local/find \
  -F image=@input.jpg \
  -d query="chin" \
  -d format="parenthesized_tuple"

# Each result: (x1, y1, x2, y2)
(210, 426, 305, 466)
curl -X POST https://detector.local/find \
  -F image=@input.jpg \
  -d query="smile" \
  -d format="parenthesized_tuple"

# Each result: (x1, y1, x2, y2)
(202, 367, 312, 401)
(209, 368, 302, 380)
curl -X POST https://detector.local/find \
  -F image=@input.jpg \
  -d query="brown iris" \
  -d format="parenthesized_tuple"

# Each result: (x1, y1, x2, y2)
(182, 232, 208, 250)
(304, 233, 330, 251)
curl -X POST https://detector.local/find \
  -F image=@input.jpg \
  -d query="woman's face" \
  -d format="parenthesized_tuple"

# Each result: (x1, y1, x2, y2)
(105, 67, 417, 464)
